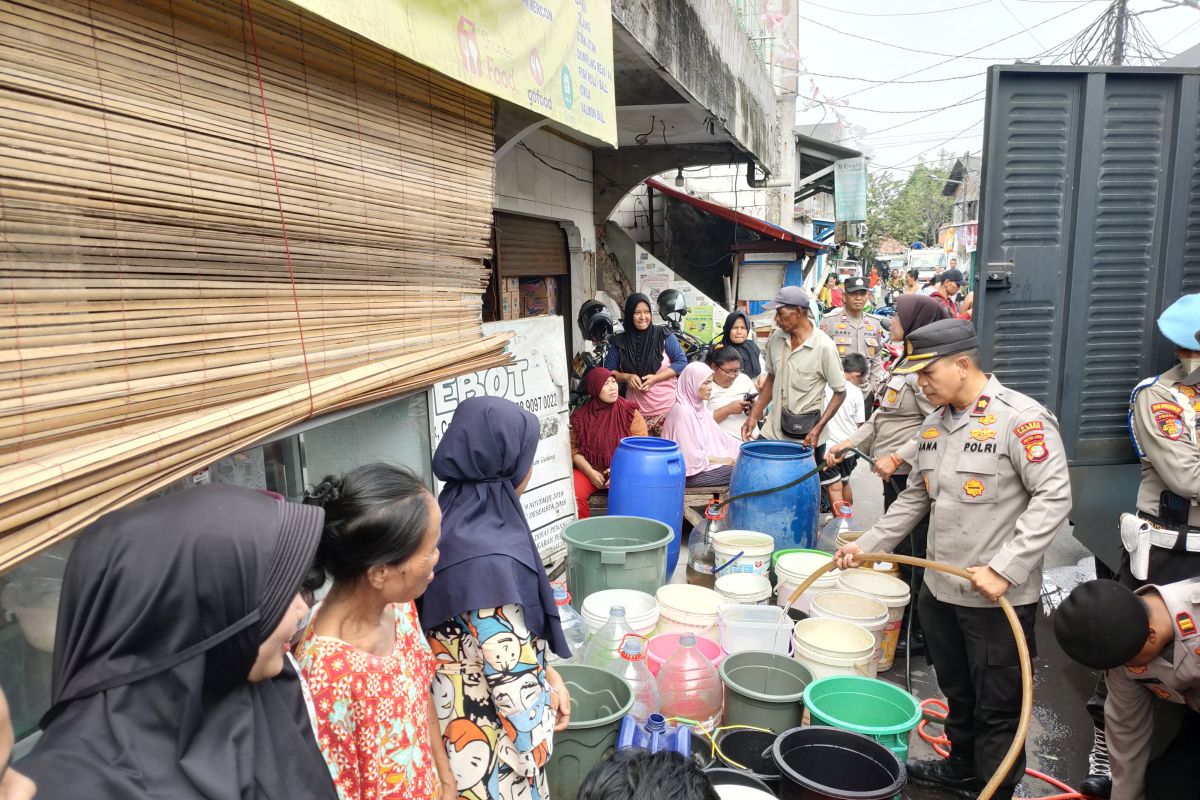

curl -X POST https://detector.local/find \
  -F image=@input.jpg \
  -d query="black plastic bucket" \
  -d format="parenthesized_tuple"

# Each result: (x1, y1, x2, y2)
(691, 732, 717, 770)
(717, 729, 781, 792)
(772, 726, 905, 800)
(706, 768, 777, 799)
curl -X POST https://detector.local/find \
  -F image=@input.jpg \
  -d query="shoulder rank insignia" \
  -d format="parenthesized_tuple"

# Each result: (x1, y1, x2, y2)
(1177, 611, 1197, 639)
(971, 395, 991, 415)
(885, 388, 899, 404)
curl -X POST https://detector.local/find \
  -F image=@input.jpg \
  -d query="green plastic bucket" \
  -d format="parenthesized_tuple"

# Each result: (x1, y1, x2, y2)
(548, 664, 635, 800)
(720, 651, 812, 732)
(802, 675, 922, 761)
(561, 516, 672, 610)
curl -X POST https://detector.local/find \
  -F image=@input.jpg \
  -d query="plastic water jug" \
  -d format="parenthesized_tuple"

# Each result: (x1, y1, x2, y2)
(656, 632, 723, 732)
(549, 584, 587, 664)
(583, 606, 634, 668)
(604, 635, 659, 722)
(816, 502, 854, 553)
(616, 712, 692, 756)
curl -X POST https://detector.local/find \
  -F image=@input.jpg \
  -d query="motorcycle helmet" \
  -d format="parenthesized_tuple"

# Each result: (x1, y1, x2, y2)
(656, 288, 688, 320)
(577, 300, 614, 343)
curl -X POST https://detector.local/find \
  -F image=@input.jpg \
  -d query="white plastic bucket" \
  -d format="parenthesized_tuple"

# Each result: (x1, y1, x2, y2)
(834, 531, 901, 578)
(580, 589, 660, 638)
(714, 573, 773, 605)
(711, 530, 775, 577)
(809, 590, 889, 663)
(837, 569, 911, 672)
(656, 584, 722, 639)
(774, 552, 840, 614)
(791, 617, 877, 680)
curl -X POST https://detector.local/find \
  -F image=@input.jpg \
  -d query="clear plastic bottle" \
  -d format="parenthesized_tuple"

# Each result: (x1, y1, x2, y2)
(582, 606, 634, 668)
(549, 585, 587, 664)
(656, 632, 723, 732)
(604, 635, 659, 723)
(816, 502, 855, 553)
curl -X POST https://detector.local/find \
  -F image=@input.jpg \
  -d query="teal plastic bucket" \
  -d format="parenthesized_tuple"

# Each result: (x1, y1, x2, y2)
(561, 516, 673, 610)
(802, 675, 922, 761)
(548, 664, 635, 800)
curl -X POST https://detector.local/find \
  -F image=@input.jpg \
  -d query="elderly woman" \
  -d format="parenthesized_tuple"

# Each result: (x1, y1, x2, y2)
(295, 464, 452, 799)
(421, 397, 571, 800)
(663, 362, 742, 488)
(17, 485, 337, 800)
(570, 367, 648, 519)
(604, 293, 687, 436)
(717, 310, 763, 385)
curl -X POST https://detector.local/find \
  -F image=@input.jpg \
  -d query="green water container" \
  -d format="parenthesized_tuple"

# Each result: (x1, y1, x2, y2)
(561, 516, 672, 610)
(719, 650, 812, 732)
(548, 664, 634, 800)
(802, 675, 922, 761)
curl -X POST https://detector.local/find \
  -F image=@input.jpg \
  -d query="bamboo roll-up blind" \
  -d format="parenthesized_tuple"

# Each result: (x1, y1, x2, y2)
(0, 0, 508, 570)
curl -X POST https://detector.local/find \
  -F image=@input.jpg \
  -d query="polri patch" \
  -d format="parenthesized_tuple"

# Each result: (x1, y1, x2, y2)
(921, 428, 941, 439)
(1021, 433, 1048, 463)
(963, 479, 985, 498)
(1155, 410, 1183, 441)
(1177, 611, 1197, 639)
(1014, 420, 1045, 438)
(972, 396, 992, 415)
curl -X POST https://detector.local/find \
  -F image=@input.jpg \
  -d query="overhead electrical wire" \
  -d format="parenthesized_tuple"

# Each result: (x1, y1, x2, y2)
(796, 13, 1030, 59)
(832, 88, 987, 142)
(794, 68, 985, 84)
(798, 94, 987, 114)
(798, 0, 993, 16)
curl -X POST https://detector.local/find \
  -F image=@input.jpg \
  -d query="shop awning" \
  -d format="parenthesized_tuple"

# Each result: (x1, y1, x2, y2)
(645, 179, 827, 253)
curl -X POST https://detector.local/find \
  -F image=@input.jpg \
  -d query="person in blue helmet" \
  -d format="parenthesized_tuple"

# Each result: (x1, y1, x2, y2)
(1081, 292, 1200, 798)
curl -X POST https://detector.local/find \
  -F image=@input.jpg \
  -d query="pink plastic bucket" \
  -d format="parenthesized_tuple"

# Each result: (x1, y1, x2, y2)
(646, 633, 724, 676)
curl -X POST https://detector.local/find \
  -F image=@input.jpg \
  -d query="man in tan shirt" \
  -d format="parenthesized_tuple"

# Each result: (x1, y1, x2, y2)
(836, 319, 1072, 800)
(742, 286, 846, 456)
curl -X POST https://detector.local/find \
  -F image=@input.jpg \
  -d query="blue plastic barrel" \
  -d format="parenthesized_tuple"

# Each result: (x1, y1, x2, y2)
(609, 437, 685, 579)
(727, 441, 819, 551)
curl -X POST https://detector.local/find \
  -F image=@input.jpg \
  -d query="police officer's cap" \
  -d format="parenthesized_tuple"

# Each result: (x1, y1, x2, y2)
(892, 318, 978, 375)
(1053, 579, 1149, 670)
(844, 276, 869, 293)
(1158, 293, 1200, 351)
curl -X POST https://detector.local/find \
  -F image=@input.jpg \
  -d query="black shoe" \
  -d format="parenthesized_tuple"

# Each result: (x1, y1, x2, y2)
(1080, 774, 1111, 798)
(905, 758, 984, 799)
(894, 632, 925, 658)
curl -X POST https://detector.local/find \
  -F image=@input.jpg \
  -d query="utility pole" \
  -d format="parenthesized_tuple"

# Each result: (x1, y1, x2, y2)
(1111, 0, 1127, 65)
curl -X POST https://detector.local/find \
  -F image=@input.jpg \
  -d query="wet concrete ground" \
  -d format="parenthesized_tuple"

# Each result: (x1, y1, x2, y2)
(845, 466, 1100, 798)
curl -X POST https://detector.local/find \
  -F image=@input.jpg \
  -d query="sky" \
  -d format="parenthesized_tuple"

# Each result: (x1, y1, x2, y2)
(792, 0, 1200, 177)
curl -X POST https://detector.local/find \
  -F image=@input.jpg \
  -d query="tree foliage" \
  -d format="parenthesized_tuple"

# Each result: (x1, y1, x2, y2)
(863, 154, 956, 268)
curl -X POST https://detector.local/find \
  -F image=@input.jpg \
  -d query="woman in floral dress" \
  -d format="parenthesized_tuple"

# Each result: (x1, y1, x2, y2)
(420, 397, 573, 800)
(295, 464, 452, 799)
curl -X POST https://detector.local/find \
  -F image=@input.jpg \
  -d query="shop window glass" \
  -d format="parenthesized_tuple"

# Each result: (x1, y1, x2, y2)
(0, 391, 430, 748)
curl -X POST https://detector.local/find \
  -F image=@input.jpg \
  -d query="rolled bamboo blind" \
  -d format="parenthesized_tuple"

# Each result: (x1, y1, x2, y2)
(0, 0, 509, 570)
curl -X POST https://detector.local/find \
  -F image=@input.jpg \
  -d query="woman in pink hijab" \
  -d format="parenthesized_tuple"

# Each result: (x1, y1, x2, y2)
(663, 363, 742, 487)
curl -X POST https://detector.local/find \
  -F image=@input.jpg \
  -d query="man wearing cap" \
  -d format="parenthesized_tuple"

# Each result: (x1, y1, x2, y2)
(820, 276, 888, 408)
(933, 268, 964, 316)
(1080, 292, 1200, 797)
(742, 287, 846, 461)
(834, 318, 1072, 799)
(1056, 578, 1200, 800)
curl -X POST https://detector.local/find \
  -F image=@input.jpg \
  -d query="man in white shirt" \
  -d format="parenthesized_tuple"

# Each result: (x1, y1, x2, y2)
(821, 353, 867, 506)
(707, 346, 757, 441)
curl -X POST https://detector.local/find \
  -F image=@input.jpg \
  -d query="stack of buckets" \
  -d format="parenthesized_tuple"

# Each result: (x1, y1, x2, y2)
(555, 509, 920, 800)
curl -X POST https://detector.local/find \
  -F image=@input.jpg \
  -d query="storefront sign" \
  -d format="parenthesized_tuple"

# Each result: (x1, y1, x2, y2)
(834, 157, 867, 222)
(289, 0, 617, 146)
(428, 317, 574, 560)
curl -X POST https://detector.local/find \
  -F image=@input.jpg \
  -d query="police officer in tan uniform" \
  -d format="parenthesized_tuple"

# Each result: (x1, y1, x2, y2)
(1055, 578, 1200, 800)
(820, 276, 887, 406)
(836, 319, 1073, 800)
(1082, 293, 1200, 798)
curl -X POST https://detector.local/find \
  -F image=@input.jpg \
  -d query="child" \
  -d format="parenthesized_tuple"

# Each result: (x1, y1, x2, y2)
(578, 750, 718, 800)
(820, 353, 868, 510)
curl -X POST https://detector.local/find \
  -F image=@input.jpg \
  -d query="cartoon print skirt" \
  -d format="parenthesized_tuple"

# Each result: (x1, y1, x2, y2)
(428, 604, 555, 800)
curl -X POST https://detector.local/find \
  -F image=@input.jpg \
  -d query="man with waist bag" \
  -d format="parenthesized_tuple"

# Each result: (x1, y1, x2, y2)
(1082, 293, 1200, 798)
(742, 287, 846, 480)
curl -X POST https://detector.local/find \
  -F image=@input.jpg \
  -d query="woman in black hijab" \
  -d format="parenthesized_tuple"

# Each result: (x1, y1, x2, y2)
(716, 310, 762, 383)
(603, 293, 687, 436)
(17, 484, 337, 800)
